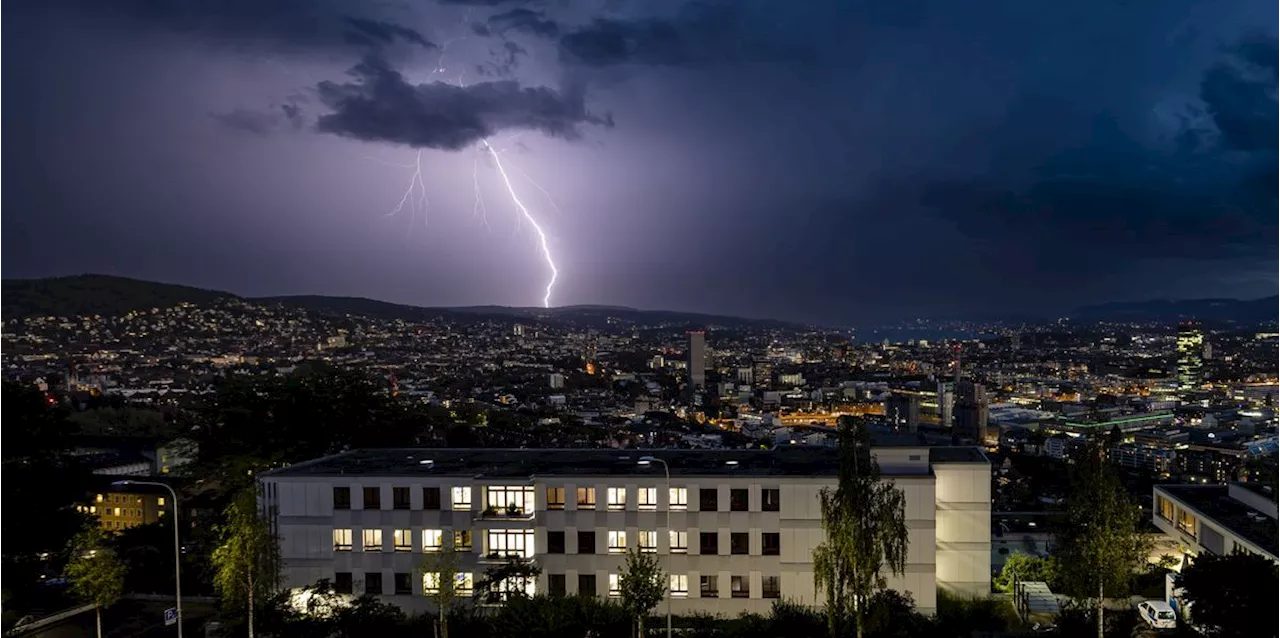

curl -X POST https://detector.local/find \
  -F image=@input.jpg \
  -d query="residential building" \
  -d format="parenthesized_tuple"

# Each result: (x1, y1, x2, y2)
(78, 490, 169, 531)
(1152, 482, 1277, 562)
(885, 391, 921, 434)
(259, 445, 991, 616)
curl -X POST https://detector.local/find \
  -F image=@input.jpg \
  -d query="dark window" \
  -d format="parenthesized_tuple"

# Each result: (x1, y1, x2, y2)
(700, 532, 719, 555)
(730, 489, 749, 512)
(424, 487, 441, 510)
(333, 487, 351, 510)
(763, 532, 780, 556)
(363, 487, 381, 510)
(548, 574, 567, 597)
(394, 573, 412, 595)
(577, 531, 596, 554)
(699, 489, 718, 511)
(731, 532, 749, 555)
(365, 572, 383, 595)
(731, 575, 748, 598)
(335, 572, 353, 594)
(548, 531, 566, 554)
(762, 488, 780, 512)
(763, 576, 781, 599)
(699, 575, 718, 598)
(578, 574, 598, 597)
(393, 487, 411, 510)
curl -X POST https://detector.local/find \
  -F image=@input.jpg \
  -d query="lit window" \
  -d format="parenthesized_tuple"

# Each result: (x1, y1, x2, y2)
(669, 531, 688, 554)
(608, 573, 621, 597)
(608, 530, 627, 554)
(423, 529, 444, 552)
(363, 529, 383, 552)
(453, 530, 473, 551)
(669, 488, 688, 510)
(96, 494, 104, 503)
(576, 487, 596, 509)
(393, 529, 413, 552)
(423, 572, 442, 594)
(455, 573, 474, 596)
(607, 487, 626, 511)
(670, 574, 689, 597)
(638, 530, 657, 553)
(547, 487, 566, 510)
(333, 528, 353, 551)
(157, 497, 166, 506)
(638, 487, 658, 511)
(452, 486, 472, 510)
(486, 529, 535, 559)
(486, 486, 534, 515)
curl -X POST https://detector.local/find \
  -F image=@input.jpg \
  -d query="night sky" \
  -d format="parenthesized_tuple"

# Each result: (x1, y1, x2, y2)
(4, 0, 1276, 325)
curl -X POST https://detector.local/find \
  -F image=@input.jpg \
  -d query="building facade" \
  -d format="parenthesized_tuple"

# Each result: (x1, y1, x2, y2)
(687, 331, 706, 390)
(1152, 483, 1277, 563)
(260, 446, 991, 616)
(1176, 323, 1204, 393)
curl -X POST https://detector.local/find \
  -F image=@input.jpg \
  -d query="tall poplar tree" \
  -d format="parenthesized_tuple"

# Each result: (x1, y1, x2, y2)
(812, 420, 908, 638)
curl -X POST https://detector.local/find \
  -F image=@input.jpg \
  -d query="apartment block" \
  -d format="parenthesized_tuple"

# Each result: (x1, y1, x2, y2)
(259, 445, 991, 616)
(1152, 482, 1278, 562)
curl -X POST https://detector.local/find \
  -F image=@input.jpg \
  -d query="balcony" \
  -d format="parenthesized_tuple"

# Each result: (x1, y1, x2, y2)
(474, 504, 536, 522)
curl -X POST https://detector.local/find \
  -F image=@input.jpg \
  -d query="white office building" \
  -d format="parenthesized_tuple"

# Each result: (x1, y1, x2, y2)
(259, 445, 991, 616)
(1152, 482, 1278, 562)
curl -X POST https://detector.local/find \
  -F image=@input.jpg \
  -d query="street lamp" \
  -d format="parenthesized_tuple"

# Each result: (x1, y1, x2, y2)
(113, 479, 182, 638)
(638, 456, 672, 638)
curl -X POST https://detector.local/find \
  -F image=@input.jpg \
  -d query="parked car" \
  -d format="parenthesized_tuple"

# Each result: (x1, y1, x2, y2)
(1137, 600, 1177, 630)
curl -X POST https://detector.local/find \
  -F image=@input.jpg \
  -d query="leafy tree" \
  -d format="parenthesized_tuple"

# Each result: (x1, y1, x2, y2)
(1056, 443, 1149, 638)
(66, 525, 127, 638)
(419, 546, 463, 638)
(212, 487, 280, 638)
(618, 546, 666, 638)
(993, 553, 1059, 593)
(489, 595, 631, 638)
(1177, 550, 1279, 638)
(812, 419, 908, 638)
(475, 556, 542, 604)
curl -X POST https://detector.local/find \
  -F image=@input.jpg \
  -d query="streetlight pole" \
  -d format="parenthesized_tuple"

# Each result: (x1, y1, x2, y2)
(638, 456, 671, 638)
(114, 480, 182, 638)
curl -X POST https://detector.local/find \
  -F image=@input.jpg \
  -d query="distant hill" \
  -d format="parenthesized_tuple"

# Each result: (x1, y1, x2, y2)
(2, 275, 238, 319)
(1073, 296, 1278, 324)
(3, 275, 800, 329)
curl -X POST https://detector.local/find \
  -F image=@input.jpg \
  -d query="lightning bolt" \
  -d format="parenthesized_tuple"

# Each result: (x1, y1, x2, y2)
(480, 138, 558, 308)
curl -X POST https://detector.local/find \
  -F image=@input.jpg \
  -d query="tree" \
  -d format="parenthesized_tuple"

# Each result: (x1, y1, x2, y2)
(618, 547, 665, 638)
(1056, 443, 1149, 638)
(419, 546, 463, 638)
(212, 487, 280, 638)
(66, 526, 127, 638)
(1177, 550, 1279, 638)
(993, 553, 1059, 593)
(812, 419, 908, 638)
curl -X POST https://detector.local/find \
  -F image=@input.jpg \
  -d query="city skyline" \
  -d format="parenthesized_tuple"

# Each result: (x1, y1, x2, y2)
(4, 0, 1277, 325)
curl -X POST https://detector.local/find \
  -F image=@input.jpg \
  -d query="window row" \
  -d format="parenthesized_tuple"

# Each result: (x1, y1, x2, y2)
(334, 571, 781, 600)
(335, 527, 781, 557)
(334, 485, 782, 512)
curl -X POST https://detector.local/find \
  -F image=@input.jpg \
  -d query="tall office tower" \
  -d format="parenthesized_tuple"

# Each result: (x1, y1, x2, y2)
(1202, 341, 1213, 361)
(937, 381, 955, 429)
(687, 330, 706, 390)
(953, 380, 989, 443)
(886, 391, 921, 433)
(1010, 333, 1021, 351)
(752, 359, 774, 390)
(513, 324, 525, 337)
(1177, 322, 1204, 393)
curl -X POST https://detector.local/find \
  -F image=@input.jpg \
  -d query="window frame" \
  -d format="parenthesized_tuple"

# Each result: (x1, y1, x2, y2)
(730, 532, 749, 555)
(422, 529, 444, 553)
(669, 530, 688, 554)
(362, 528, 383, 552)
(762, 488, 780, 512)
(699, 531, 718, 555)
(638, 530, 658, 553)
(730, 488, 749, 512)
(699, 575, 718, 598)
(576, 487, 596, 509)
(453, 530, 473, 552)
(333, 528, 353, 552)
(363, 487, 381, 510)
(333, 486, 351, 510)
(577, 530, 597, 554)
(762, 532, 781, 556)
(394, 572, 413, 595)
(547, 531, 566, 554)
(424, 487, 442, 510)
(607, 530, 628, 554)
(670, 573, 689, 597)
(607, 487, 627, 511)
(486, 529, 535, 559)
(451, 486, 473, 510)
(393, 528, 413, 552)
(364, 572, 383, 595)
(669, 487, 688, 510)
(392, 486, 411, 510)
(547, 487, 566, 510)
(699, 488, 718, 511)
(638, 487, 658, 511)
(762, 575, 781, 599)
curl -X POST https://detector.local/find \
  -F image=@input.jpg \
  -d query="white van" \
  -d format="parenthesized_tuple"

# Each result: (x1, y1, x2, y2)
(1138, 600, 1178, 630)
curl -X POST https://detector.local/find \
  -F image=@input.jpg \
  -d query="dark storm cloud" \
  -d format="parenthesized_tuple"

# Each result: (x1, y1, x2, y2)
(475, 41, 529, 77)
(211, 108, 285, 135)
(341, 17, 435, 50)
(558, 2, 761, 67)
(314, 55, 609, 150)
(486, 9, 560, 38)
(27, 0, 430, 54)
(1199, 33, 1279, 151)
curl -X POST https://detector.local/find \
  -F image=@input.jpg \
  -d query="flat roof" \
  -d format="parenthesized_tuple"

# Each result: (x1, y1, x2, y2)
(1158, 484, 1279, 557)
(263, 445, 987, 479)
(1063, 413, 1175, 428)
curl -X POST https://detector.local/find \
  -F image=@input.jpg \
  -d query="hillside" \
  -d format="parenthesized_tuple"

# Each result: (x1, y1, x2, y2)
(2, 275, 239, 319)
(1073, 296, 1278, 324)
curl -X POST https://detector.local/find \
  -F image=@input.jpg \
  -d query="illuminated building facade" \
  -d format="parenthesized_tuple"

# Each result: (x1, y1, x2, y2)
(1177, 322, 1204, 393)
(78, 491, 168, 531)
(687, 331, 706, 390)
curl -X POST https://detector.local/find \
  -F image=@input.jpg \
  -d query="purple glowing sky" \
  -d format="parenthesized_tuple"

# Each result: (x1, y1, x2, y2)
(3, 0, 1276, 324)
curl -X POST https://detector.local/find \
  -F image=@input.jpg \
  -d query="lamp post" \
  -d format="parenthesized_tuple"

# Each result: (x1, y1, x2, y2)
(113, 480, 182, 638)
(638, 456, 671, 638)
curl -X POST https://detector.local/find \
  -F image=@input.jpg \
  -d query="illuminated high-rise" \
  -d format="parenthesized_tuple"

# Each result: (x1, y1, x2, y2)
(1177, 322, 1204, 393)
